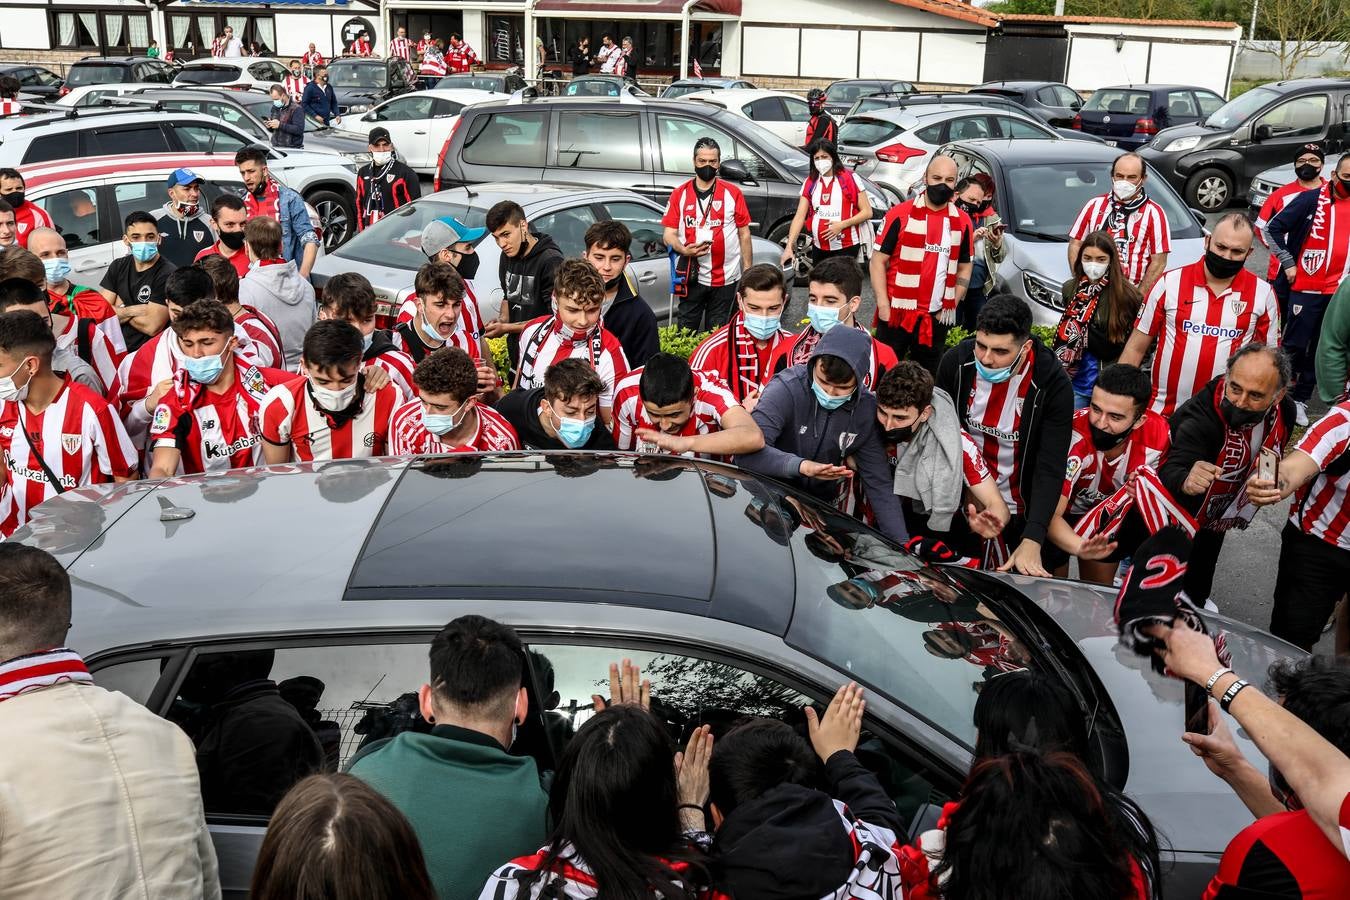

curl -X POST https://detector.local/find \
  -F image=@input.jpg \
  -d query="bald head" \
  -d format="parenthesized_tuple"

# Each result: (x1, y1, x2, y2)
(927, 155, 958, 182)
(26, 228, 66, 260)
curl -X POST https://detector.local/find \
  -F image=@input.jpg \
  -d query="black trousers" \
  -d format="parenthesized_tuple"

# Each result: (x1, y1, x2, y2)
(875, 316, 949, 377)
(1183, 527, 1227, 605)
(1271, 521, 1350, 650)
(677, 281, 737, 333)
(1284, 290, 1332, 403)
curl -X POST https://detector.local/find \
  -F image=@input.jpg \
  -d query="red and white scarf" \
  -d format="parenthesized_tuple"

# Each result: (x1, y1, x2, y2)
(727, 314, 768, 402)
(1200, 382, 1288, 532)
(1053, 277, 1104, 377)
(243, 179, 282, 221)
(1293, 181, 1350, 294)
(0, 648, 92, 703)
(517, 316, 602, 389)
(1073, 465, 1196, 543)
(886, 200, 963, 346)
(1106, 190, 1148, 259)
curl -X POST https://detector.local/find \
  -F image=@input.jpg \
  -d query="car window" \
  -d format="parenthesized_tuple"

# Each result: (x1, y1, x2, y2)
(114, 181, 162, 225)
(462, 110, 548, 167)
(66, 65, 128, 87)
(1004, 160, 1196, 239)
(1035, 86, 1060, 105)
(87, 124, 171, 157)
(997, 116, 1052, 139)
(531, 204, 596, 257)
(914, 122, 944, 144)
(1166, 90, 1197, 118)
(601, 200, 666, 261)
(151, 62, 175, 83)
(175, 64, 243, 86)
(94, 656, 169, 707)
(556, 110, 642, 171)
(374, 94, 435, 122)
(336, 200, 486, 269)
(657, 116, 736, 175)
(174, 122, 249, 154)
(1255, 94, 1328, 139)
(745, 97, 784, 122)
(782, 97, 811, 123)
(1054, 85, 1080, 107)
(437, 75, 503, 92)
(1084, 89, 1150, 114)
(167, 640, 429, 817)
(432, 98, 464, 118)
(947, 115, 993, 141)
(36, 187, 101, 249)
(1195, 91, 1225, 117)
(205, 101, 269, 140)
(824, 82, 870, 105)
(838, 118, 904, 147)
(21, 131, 79, 164)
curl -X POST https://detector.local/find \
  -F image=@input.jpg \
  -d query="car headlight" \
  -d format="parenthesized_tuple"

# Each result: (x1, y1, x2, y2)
(347, 104, 369, 113)
(341, 150, 372, 165)
(1022, 271, 1065, 311)
(1162, 135, 1202, 153)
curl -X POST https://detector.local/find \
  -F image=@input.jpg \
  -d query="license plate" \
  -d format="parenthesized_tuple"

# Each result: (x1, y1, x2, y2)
(1104, 139, 1118, 147)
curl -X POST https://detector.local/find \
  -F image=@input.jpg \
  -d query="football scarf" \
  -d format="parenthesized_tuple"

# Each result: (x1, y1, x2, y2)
(1053, 277, 1104, 377)
(0, 648, 92, 703)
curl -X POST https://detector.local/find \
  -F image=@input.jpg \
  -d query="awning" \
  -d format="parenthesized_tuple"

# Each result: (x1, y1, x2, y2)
(534, 0, 741, 16)
(172, 0, 350, 6)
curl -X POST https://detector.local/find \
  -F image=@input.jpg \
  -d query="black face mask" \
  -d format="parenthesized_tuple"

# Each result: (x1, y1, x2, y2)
(1089, 422, 1132, 452)
(1220, 397, 1267, 430)
(219, 231, 246, 251)
(3, 191, 23, 208)
(883, 425, 915, 444)
(926, 183, 954, 207)
(1338, 177, 1350, 198)
(603, 273, 623, 292)
(695, 164, 718, 183)
(1204, 248, 1246, 280)
(454, 251, 480, 281)
(1295, 163, 1321, 182)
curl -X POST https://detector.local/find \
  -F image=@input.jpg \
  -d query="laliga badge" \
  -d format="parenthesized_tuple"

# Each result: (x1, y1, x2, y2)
(151, 404, 171, 434)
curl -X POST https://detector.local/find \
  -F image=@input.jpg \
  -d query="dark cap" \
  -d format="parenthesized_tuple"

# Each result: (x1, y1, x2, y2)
(1296, 141, 1326, 163)
(368, 127, 392, 146)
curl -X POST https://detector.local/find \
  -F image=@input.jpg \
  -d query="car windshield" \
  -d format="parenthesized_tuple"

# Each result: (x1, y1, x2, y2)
(1084, 89, 1150, 113)
(174, 65, 242, 85)
(66, 65, 128, 87)
(826, 82, 881, 104)
(853, 97, 897, 116)
(1004, 161, 1198, 240)
(334, 200, 485, 268)
(839, 117, 906, 147)
(1205, 86, 1277, 129)
(664, 83, 717, 99)
(707, 108, 808, 174)
(437, 75, 501, 92)
(329, 63, 385, 89)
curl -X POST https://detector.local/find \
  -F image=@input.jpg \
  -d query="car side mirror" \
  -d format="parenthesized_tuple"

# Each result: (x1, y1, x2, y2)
(362, 111, 376, 122)
(1190, 207, 1207, 229)
(719, 159, 754, 184)
(1253, 123, 1272, 141)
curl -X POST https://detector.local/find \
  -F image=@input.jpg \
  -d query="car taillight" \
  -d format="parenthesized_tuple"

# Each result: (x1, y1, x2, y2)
(1135, 117, 1158, 136)
(1071, 114, 1082, 129)
(58, 86, 69, 97)
(875, 142, 926, 164)
(433, 115, 464, 192)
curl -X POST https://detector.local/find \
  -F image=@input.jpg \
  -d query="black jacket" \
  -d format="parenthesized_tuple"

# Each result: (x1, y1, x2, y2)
(937, 337, 1074, 545)
(604, 270, 660, 368)
(270, 100, 305, 149)
(356, 158, 420, 230)
(500, 231, 564, 366)
(495, 387, 617, 450)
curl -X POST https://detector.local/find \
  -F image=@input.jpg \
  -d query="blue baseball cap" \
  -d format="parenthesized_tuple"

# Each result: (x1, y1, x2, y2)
(421, 216, 487, 257)
(165, 167, 205, 188)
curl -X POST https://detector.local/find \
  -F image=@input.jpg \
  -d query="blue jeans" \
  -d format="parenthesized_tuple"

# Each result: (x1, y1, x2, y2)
(961, 258, 989, 330)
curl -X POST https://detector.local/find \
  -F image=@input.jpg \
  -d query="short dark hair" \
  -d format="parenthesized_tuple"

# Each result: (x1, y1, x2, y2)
(211, 194, 246, 219)
(543, 357, 604, 403)
(0, 250, 44, 289)
(234, 146, 269, 168)
(245, 216, 283, 259)
(1093, 363, 1151, 413)
(1268, 655, 1350, 757)
(808, 255, 862, 300)
(414, 261, 464, 302)
(165, 266, 215, 308)
(0, 198, 13, 216)
(975, 293, 1031, 342)
(0, 168, 23, 186)
(584, 220, 631, 255)
(693, 136, 721, 158)
(412, 346, 477, 402)
(0, 276, 46, 312)
(303, 319, 363, 370)
(321, 272, 378, 321)
(171, 300, 234, 338)
(196, 255, 240, 304)
(639, 353, 695, 407)
(0, 309, 54, 361)
(737, 263, 785, 298)
(124, 210, 157, 232)
(0, 543, 72, 658)
(709, 717, 820, 815)
(485, 200, 525, 233)
(427, 615, 524, 716)
(815, 354, 855, 386)
(0, 76, 20, 100)
(876, 360, 934, 411)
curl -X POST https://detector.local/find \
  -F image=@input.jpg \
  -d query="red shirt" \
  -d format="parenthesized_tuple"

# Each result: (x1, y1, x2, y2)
(1204, 808, 1350, 900)
(259, 376, 400, 462)
(47, 283, 115, 323)
(801, 171, 864, 252)
(1062, 408, 1171, 516)
(445, 41, 478, 73)
(195, 243, 251, 279)
(389, 37, 411, 60)
(387, 400, 519, 455)
(11, 202, 53, 248)
(875, 197, 973, 315)
(1069, 193, 1172, 284)
(234, 306, 282, 370)
(348, 38, 372, 57)
(661, 179, 752, 287)
(392, 290, 486, 358)
(964, 347, 1036, 514)
(148, 363, 291, 474)
(53, 314, 122, 392)
(1289, 401, 1350, 550)
(689, 313, 790, 403)
(611, 368, 738, 453)
(1256, 179, 1325, 280)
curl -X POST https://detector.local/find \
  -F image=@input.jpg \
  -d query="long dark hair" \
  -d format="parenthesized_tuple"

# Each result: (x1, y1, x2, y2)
(532, 704, 706, 899)
(1074, 229, 1142, 345)
(973, 671, 1162, 897)
(936, 752, 1138, 900)
(806, 138, 845, 177)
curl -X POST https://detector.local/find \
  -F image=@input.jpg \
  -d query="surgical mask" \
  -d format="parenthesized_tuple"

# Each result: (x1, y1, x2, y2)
(0, 356, 33, 403)
(1220, 397, 1266, 430)
(419, 314, 446, 345)
(741, 312, 781, 341)
(219, 231, 246, 251)
(272, 99, 284, 109)
(175, 200, 199, 217)
(547, 405, 595, 448)
(695, 164, 718, 182)
(371, 151, 392, 166)
(361, 332, 374, 353)
(1204, 248, 1246, 281)
(925, 183, 954, 207)
(883, 424, 916, 443)
(129, 241, 158, 263)
(2, 191, 23, 208)
(291, 68, 301, 77)
(807, 304, 841, 334)
(1112, 179, 1138, 201)
(1295, 163, 1321, 182)
(183, 350, 227, 384)
(813, 157, 832, 176)
(1082, 260, 1109, 282)
(812, 380, 851, 410)
(556, 316, 594, 342)
(42, 257, 71, 284)
(974, 345, 1025, 384)
(310, 381, 358, 412)
(1089, 422, 1131, 451)
(423, 400, 470, 436)
(454, 251, 480, 281)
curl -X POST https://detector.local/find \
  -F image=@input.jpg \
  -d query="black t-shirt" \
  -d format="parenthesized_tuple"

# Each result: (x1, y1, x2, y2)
(494, 388, 616, 451)
(100, 254, 175, 353)
(153, 207, 216, 269)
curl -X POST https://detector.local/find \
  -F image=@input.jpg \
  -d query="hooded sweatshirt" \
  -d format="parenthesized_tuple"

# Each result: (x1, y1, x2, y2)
(604, 269, 660, 368)
(499, 230, 564, 367)
(738, 326, 909, 543)
(238, 260, 317, 369)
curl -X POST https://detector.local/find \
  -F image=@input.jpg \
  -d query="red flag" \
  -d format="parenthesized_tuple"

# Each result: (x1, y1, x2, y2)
(692, 59, 703, 78)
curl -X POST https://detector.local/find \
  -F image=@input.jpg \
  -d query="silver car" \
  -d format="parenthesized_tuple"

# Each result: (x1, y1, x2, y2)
(1248, 157, 1336, 214)
(311, 182, 787, 323)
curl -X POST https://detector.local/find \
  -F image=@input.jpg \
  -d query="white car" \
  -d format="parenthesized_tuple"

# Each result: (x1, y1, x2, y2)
(55, 82, 167, 108)
(336, 88, 508, 173)
(173, 58, 291, 91)
(678, 89, 812, 146)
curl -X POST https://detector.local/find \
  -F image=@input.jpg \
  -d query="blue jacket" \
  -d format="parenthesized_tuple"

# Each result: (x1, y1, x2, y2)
(301, 81, 339, 124)
(738, 326, 909, 543)
(264, 180, 319, 267)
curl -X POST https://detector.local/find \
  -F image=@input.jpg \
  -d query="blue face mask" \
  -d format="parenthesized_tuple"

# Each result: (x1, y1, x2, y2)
(361, 332, 374, 352)
(423, 400, 471, 436)
(742, 312, 781, 341)
(419, 315, 446, 345)
(554, 410, 595, 448)
(812, 379, 851, 410)
(129, 241, 158, 263)
(183, 350, 227, 385)
(273, 99, 285, 109)
(42, 257, 71, 284)
(974, 345, 1026, 385)
(807, 304, 841, 334)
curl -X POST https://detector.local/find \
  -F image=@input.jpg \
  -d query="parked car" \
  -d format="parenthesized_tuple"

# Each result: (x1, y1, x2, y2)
(839, 105, 1061, 201)
(661, 76, 756, 99)
(822, 79, 916, 119)
(563, 75, 649, 98)
(312, 183, 786, 323)
(843, 91, 1104, 143)
(936, 138, 1206, 326)
(1140, 77, 1350, 212)
(56, 82, 170, 108)
(680, 88, 812, 145)
(968, 80, 1083, 128)
(435, 72, 527, 94)
(17, 454, 1301, 897)
(0, 64, 64, 100)
(326, 57, 415, 115)
(1074, 84, 1226, 150)
(436, 95, 890, 251)
(173, 57, 290, 91)
(60, 56, 174, 97)
(1248, 155, 1337, 213)
(337, 88, 508, 172)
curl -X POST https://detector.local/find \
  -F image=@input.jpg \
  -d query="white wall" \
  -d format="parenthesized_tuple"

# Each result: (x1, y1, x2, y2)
(1, 8, 52, 49)
(719, 20, 741, 76)
(858, 30, 919, 80)
(273, 13, 315, 58)
(741, 24, 798, 77)
(462, 12, 485, 58)
(1065, 36, 1151, 90)
(740, 0, 982, 30)
(1065, 27, 1237, 95)
(1148, 41, 1232, 95)
(919, 32, 985, 85)
(799, 27, 858, 80)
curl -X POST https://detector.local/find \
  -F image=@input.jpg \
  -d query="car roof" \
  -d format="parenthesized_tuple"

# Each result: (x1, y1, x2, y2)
(21, 152, 246, 189)
(1091, 84, 1193, 92)
(0, 107, 233, 136)
(427, 181, 654, 207)
(853, 104, 1018, 125)
(396, 88, 508, 103)
(974, 80, 1061, 89)
(684, 88, 799, 101)
(670, 77, 741, 86)
(947, 137, 1119, 164)
(1254, 77, 1350, 92)
(74, 56, 155, 65)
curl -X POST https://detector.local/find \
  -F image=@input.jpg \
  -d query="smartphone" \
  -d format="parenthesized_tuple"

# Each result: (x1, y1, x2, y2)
(1258, 447, 1279, 484)
(1184, 680, 1212, 735)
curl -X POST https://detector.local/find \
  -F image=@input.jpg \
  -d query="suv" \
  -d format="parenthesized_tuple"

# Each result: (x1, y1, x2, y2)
(841, 91, 1102, 142)
(1140, 77, 1350, 211)
(61, 56, 174, 97)
(968, 81, 1083, 127)
(437, 95, 890, 248)
(326, 57, 414, 115)
(1073, 84, 1225, 150)
(822, 79, 916, 119)
(173, 58, 290, 90)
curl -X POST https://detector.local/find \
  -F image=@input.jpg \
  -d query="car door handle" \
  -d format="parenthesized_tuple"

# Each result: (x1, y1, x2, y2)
(72, 259, 101, 272)
(637, 271, 658, 285)
(414, 130, 427, 135)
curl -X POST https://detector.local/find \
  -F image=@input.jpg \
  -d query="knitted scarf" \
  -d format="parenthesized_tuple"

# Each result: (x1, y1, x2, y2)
(726, 313, 771, 402)
(1053, 276, 1105, 377)
(885, 199, 963, 347)
(0, 648, 92, 703)
(1072, 464, 1196, 543)
(1199, 380, 1288, 532)
(1106, 189, 1147, 258)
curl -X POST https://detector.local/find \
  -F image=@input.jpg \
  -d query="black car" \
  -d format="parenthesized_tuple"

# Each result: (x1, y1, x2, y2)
(326, 57, 415, 116)
(1075, 84, 1226, 151)
(61, 56, 175, 97)
(969, 80, 1083, 128)
(823, 79, 916, 119)
(435, 72, 528, 94)
(1140, 77, 1350, 212)
(0, 64, 64, 100)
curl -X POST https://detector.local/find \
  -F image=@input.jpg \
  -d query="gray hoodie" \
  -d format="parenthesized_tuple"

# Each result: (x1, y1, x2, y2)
(738, 326, 909, 543)
(238, 261, 316, 369)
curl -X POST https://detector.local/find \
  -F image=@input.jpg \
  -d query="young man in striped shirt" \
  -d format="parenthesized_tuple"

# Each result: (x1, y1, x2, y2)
(611, 352, 762, 458)
(1068, 152, 1171, 297)
(389, 347, 519, 454)
(318, 272, 416, 399)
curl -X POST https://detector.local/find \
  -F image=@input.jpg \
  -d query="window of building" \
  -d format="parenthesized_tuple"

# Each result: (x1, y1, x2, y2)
(487, 15, 524, 64)
(167, 13, 275, 57)
(52, 11, 100, 51)
(535, 19, 719, 73)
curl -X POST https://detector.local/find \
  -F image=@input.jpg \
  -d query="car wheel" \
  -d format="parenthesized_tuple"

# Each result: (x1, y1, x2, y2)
(769, 220, 811, 285)
(1185, 168, 1233, 213)
(309, 189, 355, 251)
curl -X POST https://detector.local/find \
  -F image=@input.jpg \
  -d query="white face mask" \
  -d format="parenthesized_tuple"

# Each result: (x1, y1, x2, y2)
(1112, 179, 1139, 201)
(814, 157, 832, 176)
(1082, 261, 1109, 282)
(371, 150, 392, 166)
(0, 356, 33, 403)
(310, 381, 358, 412)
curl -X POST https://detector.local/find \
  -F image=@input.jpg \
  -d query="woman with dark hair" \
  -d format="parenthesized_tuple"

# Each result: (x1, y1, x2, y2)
(250, 773, 436, 900)
(781, 138, 873, 271)
(480, 704, 713, 899)
(1055, 228, 1143, 407)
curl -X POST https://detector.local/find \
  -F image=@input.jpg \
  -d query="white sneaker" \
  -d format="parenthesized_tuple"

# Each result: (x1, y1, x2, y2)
(1295, 401, 1309, 427)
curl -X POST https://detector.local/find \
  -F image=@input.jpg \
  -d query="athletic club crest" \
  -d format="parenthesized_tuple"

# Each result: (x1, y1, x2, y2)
(60, 433, 81, 454)
(1302, 248, 1326, 274)
(1230, 295, 1246, 316)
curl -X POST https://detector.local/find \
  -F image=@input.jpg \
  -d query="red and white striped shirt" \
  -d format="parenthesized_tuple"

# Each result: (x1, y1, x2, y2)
(348, 38, 372, 57)
(1289, 401, 1350, 550)
(393, 289, 486, 358)
(611, 368, 738, 452)
(1136, 259, 1280, 417)
(803, 171, 864, 252)
(689, 314, 791, 403)
(12, 203, 53, 248)
(259, 376, 400, 462)
(416, 38, 436, 57)
(364, 343, 417, 400)
(445, 41, 478, 73)
(235, 306, 282, 370)
(282, 73, 309, 102)
(389, 36, 411, 60)
(1069, 193, 1171, 285)
(964, 351, 1036, 514)
(302, 50, 326, 69)
(419, 50, 446, 78)
(661, 179, 752, 287)
(1256, 178, 1324, 280)
(387, 400, 519, 455)
(1062, 408, 1171, 516)
(516, 316, 629, 408)
(53, 315, 121, 393)
(0, 379, 136, 536)
(148, 363, 291, 474)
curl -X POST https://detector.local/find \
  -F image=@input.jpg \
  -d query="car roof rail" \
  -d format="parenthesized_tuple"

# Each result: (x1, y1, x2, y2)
(91, 95, 165, 112)
(506, 86, 539, 104)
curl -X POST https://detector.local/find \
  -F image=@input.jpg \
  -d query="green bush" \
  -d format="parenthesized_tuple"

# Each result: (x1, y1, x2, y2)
(944, 324, 1057, 348)
(658, 325, 711, 360)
